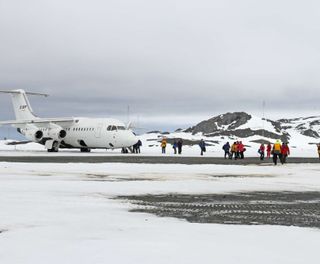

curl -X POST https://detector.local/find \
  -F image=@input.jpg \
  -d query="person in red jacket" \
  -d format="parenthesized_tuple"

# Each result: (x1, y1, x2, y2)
(238, 141, 245, 159)
(266, 143, 272, 158)
(281, 142, 290, 164)
(258, 143, 265, 160)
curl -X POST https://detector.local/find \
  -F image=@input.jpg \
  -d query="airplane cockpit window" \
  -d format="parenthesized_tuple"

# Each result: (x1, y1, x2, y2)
(111, 126, 117, 131)
(107, 125, 112, 131)
(117, 126, 125, 130)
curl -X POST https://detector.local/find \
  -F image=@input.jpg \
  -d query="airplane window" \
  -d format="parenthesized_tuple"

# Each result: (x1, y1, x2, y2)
(111, 126, 117, 131)
(107, 125, 112, 131)
(117, 126, 125, 130)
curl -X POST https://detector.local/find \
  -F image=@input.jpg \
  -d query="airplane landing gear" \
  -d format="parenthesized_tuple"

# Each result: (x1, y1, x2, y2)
(47, 141, 59, 152)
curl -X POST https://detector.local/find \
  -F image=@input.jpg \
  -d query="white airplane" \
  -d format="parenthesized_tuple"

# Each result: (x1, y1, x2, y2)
(0, 89, 138, 152)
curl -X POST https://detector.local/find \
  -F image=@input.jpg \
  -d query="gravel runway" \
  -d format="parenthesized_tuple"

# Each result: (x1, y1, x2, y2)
(117, 192, 320, 228)
(0, 155, 319, 164)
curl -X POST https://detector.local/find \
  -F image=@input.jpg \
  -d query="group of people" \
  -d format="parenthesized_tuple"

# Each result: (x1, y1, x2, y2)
(222, 141, 246, 160)
(161, 138, 184, 154)
(222, 139, 291, 165)
(132, 138, 320, 161)
(258, 143, 272, 160)
(132, 140, 142, 153)
(161, 137, 207, 156)
(259, 140, 290, 165)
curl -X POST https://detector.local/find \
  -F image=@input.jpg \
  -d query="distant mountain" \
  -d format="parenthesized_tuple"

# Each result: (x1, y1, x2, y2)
(278, 116, 320, 139)
(184, 112, 290, 142)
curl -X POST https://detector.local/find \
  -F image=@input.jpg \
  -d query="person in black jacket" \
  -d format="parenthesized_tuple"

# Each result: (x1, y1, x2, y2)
(177, 139, 183, 154)
(136, 140, 142, 153)
(222, 142, 230, 159)
(199, 139, 206, 156)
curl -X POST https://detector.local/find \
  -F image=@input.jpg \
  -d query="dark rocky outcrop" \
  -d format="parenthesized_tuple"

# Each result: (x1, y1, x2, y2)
(204, 128, 289, 142)
(301, 129, 319, 138)
(187, 112, 252, 135)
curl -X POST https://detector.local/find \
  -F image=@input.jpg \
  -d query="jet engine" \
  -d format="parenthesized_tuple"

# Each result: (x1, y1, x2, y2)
(48, 127, 67, 141)
(24, 125, 44, 142)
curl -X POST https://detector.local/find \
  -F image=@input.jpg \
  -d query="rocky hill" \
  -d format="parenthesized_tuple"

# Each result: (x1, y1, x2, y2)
(140, 112, 320, 157)
(184, 112, 291, 142)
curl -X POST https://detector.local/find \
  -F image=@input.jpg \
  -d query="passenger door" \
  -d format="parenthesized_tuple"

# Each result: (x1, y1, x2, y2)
(95, 123, 103, 138)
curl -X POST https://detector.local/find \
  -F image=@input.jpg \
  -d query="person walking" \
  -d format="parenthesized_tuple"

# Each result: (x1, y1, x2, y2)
(173, 140, 177, 154)
(281, 142, 290, 164)
(177, 139, 183, 154)
(230, 142, 237, 159)
(272, 140, 282, 165)
(258, 143, 265, 160)
(222, 142, 230, 159)
(199, 139, 206, 156)
(161, 138, 167, 154)
(136, 140, 142, 153)
(266, 143, 272, 158)
(238, 141, 245, 159)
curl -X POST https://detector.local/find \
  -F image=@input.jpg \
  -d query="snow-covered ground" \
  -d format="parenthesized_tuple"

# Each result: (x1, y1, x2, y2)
(0, 137, 319, 157)
(0, 162, 320, 264)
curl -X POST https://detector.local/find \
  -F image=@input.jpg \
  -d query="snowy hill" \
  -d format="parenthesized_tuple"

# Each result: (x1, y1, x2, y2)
(139, 112, 320, 157)
(278, 116, 320, 139)
(185, 112, 289, 142)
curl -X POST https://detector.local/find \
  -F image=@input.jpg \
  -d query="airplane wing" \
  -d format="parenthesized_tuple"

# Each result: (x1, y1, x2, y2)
(0, 117, 76, 126)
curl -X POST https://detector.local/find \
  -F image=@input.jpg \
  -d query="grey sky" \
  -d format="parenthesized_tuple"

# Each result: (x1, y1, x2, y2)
(1, 0, 320, 138)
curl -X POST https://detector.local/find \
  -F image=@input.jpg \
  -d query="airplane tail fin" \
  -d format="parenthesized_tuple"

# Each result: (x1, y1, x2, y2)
(0, 89, 48, 120)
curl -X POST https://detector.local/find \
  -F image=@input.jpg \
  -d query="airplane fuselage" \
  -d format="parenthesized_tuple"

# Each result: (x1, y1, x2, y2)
(19, 117, 137, 150)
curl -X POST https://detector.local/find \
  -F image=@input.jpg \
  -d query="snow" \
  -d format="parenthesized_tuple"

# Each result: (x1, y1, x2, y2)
(0, 136, 319, 158)
(0, 162, 320, 264)
(237, 114, 279, 133)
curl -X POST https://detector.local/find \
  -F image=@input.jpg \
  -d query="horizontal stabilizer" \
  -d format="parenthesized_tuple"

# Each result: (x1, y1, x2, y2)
(0, 117, 75, 126)
(5, 140, 33, 145)
(0, 90, 49, 97)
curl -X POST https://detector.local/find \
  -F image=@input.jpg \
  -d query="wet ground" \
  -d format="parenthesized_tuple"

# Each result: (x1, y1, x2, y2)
(117, 192, 320, 228)
(0, 155, 319, 164)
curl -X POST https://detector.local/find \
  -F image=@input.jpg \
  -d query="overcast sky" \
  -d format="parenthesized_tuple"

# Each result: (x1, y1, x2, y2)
(1, 0, 320, 138)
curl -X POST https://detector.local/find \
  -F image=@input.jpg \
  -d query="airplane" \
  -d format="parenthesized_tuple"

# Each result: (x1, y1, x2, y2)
(0, 89, 138, 152)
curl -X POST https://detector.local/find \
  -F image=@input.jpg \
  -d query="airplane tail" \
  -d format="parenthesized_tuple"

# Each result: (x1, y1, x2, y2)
(0, 89, 48, 120)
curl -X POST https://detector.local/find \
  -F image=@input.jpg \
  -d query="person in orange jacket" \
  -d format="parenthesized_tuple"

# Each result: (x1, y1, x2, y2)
(161, 138, 167, 154)
(230, 142, 238, 160)
(281, 142, 290, 164)
(272, 140, 282, 165)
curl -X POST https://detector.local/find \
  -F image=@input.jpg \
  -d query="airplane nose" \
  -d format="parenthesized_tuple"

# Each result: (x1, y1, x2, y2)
(127, 131, 138, 146)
